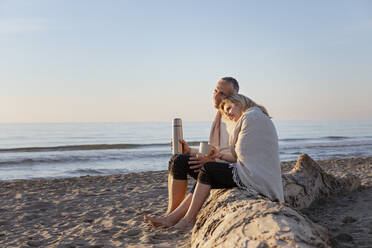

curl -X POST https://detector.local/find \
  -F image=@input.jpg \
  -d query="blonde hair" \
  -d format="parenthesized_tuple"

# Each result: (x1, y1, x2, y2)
(219, 94, 270, 118)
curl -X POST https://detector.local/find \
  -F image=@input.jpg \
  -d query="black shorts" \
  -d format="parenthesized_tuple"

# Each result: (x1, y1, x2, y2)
(168, 154, 237, 193)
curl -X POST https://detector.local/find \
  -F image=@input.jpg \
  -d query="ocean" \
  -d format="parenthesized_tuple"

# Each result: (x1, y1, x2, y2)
(1, 120, 372, 181)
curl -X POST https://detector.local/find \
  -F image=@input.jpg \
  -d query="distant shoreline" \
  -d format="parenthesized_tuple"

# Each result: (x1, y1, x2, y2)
(1, 155, 372, 183)
(0, 155, 370, 182)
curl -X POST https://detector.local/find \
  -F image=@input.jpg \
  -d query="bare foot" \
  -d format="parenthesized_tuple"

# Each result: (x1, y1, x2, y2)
(173, 217, 195, 231)
(144, 215, 174, 227)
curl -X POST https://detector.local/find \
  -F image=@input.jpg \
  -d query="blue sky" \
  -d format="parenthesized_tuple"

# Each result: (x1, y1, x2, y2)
(1, 0, 371, 122)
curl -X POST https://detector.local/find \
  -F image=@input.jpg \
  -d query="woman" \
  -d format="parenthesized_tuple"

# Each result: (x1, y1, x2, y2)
(146, 94, 284, 229)
(218, 94, 284, 202)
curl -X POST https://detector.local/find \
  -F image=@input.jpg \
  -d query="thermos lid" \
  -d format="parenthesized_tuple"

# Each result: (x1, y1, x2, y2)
(173, 118, 182, 126)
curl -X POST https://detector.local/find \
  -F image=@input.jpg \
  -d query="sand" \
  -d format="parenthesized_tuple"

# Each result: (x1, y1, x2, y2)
(0, 156, 371, 248)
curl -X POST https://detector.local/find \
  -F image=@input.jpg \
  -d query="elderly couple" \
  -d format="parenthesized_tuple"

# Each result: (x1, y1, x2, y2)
(144, 77, 284, 230)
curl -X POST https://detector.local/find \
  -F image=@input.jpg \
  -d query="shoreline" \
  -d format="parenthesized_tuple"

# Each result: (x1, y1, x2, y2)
(1, 155, 372, 183)
(0, 156, 371, 247)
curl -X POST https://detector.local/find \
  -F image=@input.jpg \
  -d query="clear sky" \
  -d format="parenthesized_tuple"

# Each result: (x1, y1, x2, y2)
(1, 0, 371, 122)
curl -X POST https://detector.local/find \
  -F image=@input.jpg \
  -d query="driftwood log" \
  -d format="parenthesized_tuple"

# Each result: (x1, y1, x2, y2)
(191, 154, 361, 248)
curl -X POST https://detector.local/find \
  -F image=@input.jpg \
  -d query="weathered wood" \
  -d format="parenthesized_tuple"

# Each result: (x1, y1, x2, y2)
(191, 154, 361, 248)
(283, 154, 360, 210)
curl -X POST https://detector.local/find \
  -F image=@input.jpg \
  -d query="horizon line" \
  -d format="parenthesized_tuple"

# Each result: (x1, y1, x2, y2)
(1, 119, 372, 124)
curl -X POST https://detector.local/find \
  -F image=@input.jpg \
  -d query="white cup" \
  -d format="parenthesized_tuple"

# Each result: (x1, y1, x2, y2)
(199, 142, 211, 155)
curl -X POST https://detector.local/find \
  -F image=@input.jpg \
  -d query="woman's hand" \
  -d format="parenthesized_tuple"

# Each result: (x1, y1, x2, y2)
(208, 146, 237, 163)
(208, 146, 221, 160)
(170, 139, 191, 155)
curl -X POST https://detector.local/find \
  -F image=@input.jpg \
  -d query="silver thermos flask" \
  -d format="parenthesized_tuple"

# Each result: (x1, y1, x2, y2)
(172, 118, 183, 155)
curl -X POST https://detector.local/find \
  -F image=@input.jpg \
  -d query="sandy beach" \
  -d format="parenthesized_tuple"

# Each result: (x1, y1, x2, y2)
(0, 156, 371, 247)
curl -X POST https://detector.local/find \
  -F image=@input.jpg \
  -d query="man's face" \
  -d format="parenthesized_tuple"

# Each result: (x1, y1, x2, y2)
(213, 80, 234, 108)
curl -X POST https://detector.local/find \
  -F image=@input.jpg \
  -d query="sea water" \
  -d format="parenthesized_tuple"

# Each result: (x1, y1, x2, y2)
(1, 120, 372, 181)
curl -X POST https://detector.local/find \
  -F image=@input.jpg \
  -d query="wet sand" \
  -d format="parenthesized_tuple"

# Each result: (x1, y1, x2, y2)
(0, 156, 371, 247)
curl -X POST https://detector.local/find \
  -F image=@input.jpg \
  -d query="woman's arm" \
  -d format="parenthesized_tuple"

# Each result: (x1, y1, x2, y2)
(209, 146, 237, 163)
(216, 153, 237, 163)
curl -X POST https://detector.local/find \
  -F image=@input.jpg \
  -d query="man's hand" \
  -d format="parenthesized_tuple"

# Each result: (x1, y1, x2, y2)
(170, 139, 191, 155)
(188, 153, 213, 173)
(180, 139, 191, 155)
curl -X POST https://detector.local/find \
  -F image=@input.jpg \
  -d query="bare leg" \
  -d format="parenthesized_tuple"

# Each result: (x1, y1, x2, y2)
(166, 175, 188, 214)
(145, 193, 193, 227)
(174, 182, 211, 230)
(144, 154, 198, 226)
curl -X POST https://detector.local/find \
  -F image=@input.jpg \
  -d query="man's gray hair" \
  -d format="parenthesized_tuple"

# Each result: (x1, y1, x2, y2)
(221, 77, 239, 94)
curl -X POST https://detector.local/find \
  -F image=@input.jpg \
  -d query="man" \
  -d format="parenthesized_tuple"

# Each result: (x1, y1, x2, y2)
(144, 77, 239, 227)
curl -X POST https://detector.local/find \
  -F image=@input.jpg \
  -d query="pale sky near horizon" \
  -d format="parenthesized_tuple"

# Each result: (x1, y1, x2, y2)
(1, 0, 371, 123)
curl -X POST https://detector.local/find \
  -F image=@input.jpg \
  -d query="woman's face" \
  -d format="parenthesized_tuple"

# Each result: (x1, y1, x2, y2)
(223, 102, 243, 122)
